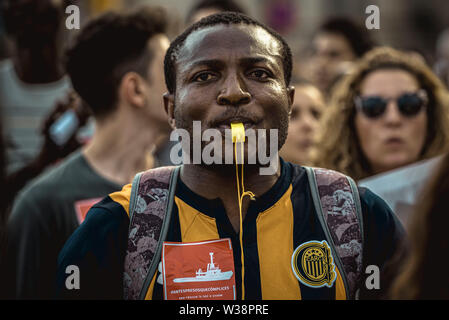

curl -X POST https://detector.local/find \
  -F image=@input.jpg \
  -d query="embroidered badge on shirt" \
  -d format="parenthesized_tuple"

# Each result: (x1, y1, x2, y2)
(291, 240, 337, 288)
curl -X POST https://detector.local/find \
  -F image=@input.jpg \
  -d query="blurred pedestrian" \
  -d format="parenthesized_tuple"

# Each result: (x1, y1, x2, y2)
(434, 28, 449, 88)
(311, 47, 449, 181)
(2, 7, 171, 299)
(307, 17, 375, 98)
(0, 0, 72, 174)
(280, 80, 325, 165)
(186, 0, 246, 25)
(3, 93, 91, 206)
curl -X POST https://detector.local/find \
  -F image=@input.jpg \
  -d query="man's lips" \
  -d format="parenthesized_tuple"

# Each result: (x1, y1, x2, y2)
(212, 117, 260, 130)
(217, 123, 257, 130)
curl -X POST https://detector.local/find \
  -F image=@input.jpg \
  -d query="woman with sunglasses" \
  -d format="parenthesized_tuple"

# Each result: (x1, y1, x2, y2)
(311, 47, 449, 181)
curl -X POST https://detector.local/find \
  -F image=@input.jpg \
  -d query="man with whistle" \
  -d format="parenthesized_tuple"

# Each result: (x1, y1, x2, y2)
(56, 12, 405, 300)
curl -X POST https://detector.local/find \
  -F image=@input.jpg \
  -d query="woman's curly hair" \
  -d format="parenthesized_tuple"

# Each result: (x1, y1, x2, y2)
(310, 47, 449, 180)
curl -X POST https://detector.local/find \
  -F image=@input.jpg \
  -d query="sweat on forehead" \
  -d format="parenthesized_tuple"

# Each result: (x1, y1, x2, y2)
(163, 12, 292, 94)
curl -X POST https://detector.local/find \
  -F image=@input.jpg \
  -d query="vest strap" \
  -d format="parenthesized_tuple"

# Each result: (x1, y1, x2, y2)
(304, 166, 364, 300)
(123, 166, 180, 300)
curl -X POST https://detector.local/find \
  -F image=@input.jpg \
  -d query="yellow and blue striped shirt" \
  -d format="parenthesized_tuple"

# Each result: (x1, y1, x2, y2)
(57, 160, 405, 300)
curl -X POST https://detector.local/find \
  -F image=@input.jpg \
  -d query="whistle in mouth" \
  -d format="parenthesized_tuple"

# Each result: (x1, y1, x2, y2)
(231, 122, 245, 143)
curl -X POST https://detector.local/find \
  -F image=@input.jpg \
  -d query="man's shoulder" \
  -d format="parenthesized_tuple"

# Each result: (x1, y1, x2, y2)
(58, 195, 130, 266)
(56, 194, 130, 299)
(357, 186, 405, 261)
(289, 164, 357, 191)
(356, 187, 406, 299)
(83, 195, 130, 230)
(105, 165, 178, 217)
(7, 154, 95, 244)
(14, 152, 85, 202)
(10, 152, 120, 221)
(357, 186, 401, 226)
(105, 183, 132, 217)
(283, 161, 306, 185)
(288, 164, 356, 181)
(288, 164, 402, 230)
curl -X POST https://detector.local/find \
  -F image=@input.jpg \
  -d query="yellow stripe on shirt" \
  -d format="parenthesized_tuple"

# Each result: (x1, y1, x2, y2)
(175, 197, 220, 242)
(109, 183, 132, 217)
(335, 266, 347, 300)
(256, 185, 302, 300)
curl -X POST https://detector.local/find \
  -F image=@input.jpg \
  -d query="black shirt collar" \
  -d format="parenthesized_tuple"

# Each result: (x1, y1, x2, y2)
(176, 158, 292, 219)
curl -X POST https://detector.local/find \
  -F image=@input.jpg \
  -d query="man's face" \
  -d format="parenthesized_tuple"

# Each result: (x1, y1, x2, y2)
(166, 24, 294, 165)
(142, 34, 171, 131)
(309, 32, 356, 93)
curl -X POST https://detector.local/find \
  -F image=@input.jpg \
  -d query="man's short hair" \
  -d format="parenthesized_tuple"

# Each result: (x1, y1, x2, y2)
(164, 12, 292, 94)
(65, 7, 167, 118)
(318, 16, 375, 57)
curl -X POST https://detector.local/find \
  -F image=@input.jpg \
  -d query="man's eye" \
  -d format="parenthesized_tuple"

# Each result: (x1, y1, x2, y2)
(249, 69, 270, 80)
(193, 72, 215, 82)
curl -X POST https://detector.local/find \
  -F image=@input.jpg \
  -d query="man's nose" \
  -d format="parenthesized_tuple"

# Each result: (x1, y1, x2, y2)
(217, 73, 251, 106)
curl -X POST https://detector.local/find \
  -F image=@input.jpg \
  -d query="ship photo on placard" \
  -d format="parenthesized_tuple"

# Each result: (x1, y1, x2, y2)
(173, 252, 233, 283)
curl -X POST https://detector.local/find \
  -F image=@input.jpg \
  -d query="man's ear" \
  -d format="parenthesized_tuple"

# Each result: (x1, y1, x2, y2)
(121, 72, 146, 109)
(163, 92, 176, 129)
(287, 85, 295, 114)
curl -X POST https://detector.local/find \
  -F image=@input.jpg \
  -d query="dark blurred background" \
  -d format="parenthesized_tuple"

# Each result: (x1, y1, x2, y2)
(3, 0, 448, 61)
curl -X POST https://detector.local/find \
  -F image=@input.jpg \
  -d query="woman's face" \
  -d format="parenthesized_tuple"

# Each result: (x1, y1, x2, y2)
(355, 69, 428, 175)
(280, 85, 324, 165)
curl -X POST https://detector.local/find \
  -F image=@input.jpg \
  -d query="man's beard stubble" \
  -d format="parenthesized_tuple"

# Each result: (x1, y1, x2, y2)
(173, 104, 289, 172)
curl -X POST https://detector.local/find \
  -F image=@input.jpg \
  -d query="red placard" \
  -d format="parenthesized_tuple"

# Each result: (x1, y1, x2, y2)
(162, 238, 236, 300)
(74, 197, 102, 224)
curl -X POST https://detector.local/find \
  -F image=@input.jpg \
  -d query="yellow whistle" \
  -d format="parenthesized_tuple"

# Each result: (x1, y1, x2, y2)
(231, 121, 254, 301)
(231, 122, 245, 143)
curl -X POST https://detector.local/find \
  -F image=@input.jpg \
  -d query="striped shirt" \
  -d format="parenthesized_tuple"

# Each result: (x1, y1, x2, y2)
(0, 59, 71, 173)
(56, 160, 405, 300)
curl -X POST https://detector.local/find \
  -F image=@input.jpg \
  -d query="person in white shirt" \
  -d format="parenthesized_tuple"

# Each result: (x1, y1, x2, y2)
(0, 0, 72, 174)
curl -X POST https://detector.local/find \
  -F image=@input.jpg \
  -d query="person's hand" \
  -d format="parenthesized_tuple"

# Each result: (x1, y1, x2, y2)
(4, 92, 91, 201)
(38, 91, 91, 166)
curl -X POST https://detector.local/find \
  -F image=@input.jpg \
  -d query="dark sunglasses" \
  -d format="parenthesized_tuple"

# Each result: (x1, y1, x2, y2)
(354, 90, 428, 119)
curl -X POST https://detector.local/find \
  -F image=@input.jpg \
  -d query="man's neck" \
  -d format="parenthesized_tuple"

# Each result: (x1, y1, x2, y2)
(180, 160, 281, 232)
(82, 113, 165, 186)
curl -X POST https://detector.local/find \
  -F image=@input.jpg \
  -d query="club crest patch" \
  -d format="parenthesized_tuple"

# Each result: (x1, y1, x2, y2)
(291, 240, 337, 288)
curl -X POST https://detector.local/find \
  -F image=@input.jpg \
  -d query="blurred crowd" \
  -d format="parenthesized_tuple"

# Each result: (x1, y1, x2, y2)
(0, 0, 449, 300)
